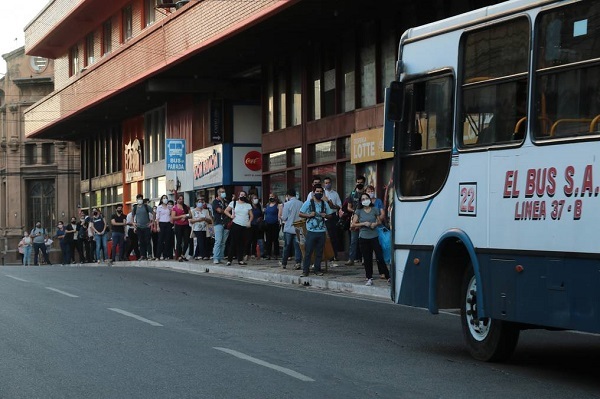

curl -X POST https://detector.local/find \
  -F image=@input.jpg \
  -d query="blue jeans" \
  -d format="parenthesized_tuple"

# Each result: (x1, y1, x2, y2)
(94, 233, 108, 261)
(111, 232, 125, 261)
(213, 224, 229, 262)
(349, 229, 362, 262)
(281, 232, 301, 266)
(23, 245, 32, 265)
(302, 230, 325, 274)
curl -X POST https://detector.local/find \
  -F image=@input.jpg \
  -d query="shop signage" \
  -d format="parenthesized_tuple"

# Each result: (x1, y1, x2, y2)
(125, 138, 143, 182)
(232, 146, 262, 182)
(193, 144, 223, 189)
(350, 128, 394, 164)
(166, 139, 186, 171)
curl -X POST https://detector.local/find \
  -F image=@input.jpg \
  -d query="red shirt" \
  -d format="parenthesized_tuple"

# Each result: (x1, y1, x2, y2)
(172, 205, 189, 226)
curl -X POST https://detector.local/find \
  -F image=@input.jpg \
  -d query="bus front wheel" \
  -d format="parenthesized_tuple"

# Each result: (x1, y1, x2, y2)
(460, 266, 519, 362)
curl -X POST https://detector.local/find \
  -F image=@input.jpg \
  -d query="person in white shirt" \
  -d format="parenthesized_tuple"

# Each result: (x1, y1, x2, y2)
(155, 194, 174, 260)
(224, 190, 253, 265)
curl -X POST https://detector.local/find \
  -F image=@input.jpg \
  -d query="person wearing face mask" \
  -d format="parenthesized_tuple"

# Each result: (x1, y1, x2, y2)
(110, 205, 127, 263)
(171, 193, 192, 262)
(31, 221, 51, 266)
(63, 217, 77, 264)
(211, 187, 230, 264)
(132, 194, 154, 260)
(69, 216, 84, 263)
(190, 197, 212, 260)
(224, 190, 254, 265)
(18, 231, 32, 266)
(247, 194, 265, 260)
(91, 208, 108, 263)
(263, 193, 282, 260)
(280, 188, 303, 270)
(155, 194, 173, 260)
(366, 185, 385, 219)
(322, 176, 342, 262)
(55, 221, 70, 265)
(298, 184, 334, 277)
(351, 193, 390, 286)
(344, 176, 366, 266)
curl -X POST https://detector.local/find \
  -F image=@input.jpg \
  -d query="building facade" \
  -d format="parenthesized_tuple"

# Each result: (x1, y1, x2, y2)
(0, 47, 80, 263)
(22, 0, 502, 230)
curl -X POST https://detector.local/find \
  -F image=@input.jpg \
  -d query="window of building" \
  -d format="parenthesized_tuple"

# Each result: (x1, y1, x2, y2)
(380, 26, 397, 102)
(291, 58, 302, 126)
(291, 147, 302, 167)
(102, 20, 112, 55)
(25, 143, 36, 165)
(144, 0, 156, 27)
(29, 56, 48, 73)
(460, 18, 529, 146)
(69, 46, 79, 77)
(144, 106, 166, 163)
(323, 47, 336, 118)
(122, 5, 133, 42)
(41, 143, 54, 164)
(85, 32, 95, 66)
(311, 140, 336, 164)
(311, 47, 322, 121)
(267, 66, 274, 132)
(28, 180, 56, 232)
(342, 32, 356, 112)
(268, 150, 286, 171)
(277, 69, 287, 129)
(360, 22, 377, 108)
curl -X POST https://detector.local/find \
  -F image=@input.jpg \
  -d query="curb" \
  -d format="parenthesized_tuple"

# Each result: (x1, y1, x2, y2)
(128, 260, 391, 300)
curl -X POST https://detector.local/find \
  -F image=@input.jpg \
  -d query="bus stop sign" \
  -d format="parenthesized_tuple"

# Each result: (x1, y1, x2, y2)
(166, 139, 186, 171)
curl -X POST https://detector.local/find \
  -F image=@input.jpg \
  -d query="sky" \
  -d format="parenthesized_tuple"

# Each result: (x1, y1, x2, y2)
(0, 0, 50, 75)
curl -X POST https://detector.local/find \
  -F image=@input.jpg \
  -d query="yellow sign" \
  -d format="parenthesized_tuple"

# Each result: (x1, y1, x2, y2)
(350, 128, 394, 164)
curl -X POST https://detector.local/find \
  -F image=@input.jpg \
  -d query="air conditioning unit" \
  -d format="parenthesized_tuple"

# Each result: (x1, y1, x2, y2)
(175, 0, 190, 9)
(157, 0, 176, 8)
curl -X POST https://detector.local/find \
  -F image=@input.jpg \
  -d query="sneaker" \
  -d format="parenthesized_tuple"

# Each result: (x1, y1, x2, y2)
(243, 255, 249, 262)
(279, 261, 286, 269)
(315, 272, 324, 276)
(294, 263, 301, 270)
(345, 260, 354, 266)
(226, 261, 231, 266)
(300, 272, 309, 277)
(365, 278, 373, 286)
(213, 260, 221, 264)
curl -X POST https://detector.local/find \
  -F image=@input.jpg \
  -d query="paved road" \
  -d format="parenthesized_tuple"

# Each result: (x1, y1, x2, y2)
(0, 266, 598, 399)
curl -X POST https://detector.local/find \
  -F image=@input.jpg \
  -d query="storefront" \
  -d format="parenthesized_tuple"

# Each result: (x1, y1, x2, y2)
(350, 127, 394, 202)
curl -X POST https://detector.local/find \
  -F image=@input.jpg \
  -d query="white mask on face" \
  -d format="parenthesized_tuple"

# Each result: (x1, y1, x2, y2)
(220, 192, 227, 199)
(368, 192, 375, 199)
(361, 200, 371, 207)
(162, 198, 168, 204)
(252, 199, 259, 204)
(137, 199, 143, 205)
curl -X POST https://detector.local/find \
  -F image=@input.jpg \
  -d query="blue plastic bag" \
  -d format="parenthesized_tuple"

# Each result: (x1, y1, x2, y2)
(377, 226, 391, 265)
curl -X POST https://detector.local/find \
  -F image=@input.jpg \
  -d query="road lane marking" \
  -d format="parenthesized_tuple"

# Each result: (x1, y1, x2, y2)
(108, 308, 163, 327)
(5, 275, 29, 282)
(213, 347, 315, 382)
(45, 287, 79, 298)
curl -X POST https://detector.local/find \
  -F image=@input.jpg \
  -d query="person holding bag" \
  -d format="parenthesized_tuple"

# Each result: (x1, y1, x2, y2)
(351, 193, 390, 286)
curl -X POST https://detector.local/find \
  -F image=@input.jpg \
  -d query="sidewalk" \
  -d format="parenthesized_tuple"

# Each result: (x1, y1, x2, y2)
(121, 257, 393, 300)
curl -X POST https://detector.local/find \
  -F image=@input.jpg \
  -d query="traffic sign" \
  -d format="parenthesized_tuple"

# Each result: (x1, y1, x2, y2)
(166, 139, 186, 171)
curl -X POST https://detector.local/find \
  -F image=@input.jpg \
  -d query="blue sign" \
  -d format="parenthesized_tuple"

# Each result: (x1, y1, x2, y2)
(166, 139, 186, 171)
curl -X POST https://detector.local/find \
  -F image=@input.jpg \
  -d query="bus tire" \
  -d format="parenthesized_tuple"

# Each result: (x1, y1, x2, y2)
(460, 265, 519, 362)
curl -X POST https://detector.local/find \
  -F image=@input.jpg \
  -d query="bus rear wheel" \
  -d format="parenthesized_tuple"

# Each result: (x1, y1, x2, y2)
(460, 266, 520, 362)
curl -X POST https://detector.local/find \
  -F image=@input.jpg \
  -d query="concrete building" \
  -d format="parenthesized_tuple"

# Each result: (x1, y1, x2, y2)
(0, 47, 80, 263)
(22, 0, 503, 254)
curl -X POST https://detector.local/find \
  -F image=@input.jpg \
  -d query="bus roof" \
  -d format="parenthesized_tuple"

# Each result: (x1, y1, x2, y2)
(404, 0, 557, 41)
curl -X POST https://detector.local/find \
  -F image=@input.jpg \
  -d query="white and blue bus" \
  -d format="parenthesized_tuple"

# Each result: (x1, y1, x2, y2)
(385, 0, 600, 361)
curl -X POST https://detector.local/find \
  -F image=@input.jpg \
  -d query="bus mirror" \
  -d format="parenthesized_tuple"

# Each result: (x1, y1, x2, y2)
(386, 81, 403, 122)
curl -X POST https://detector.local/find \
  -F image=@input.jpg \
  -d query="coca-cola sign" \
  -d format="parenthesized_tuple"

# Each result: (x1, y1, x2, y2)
(232, 146, 262, 182)
(244, 151, 262, 171)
